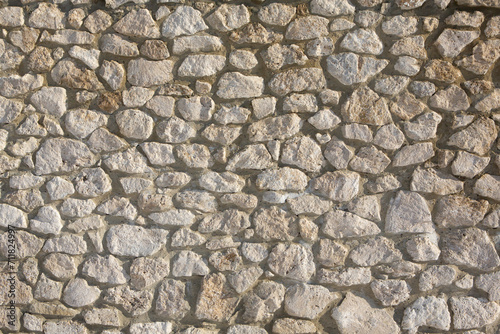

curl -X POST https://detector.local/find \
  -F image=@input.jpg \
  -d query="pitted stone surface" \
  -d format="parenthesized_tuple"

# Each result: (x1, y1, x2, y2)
(1, 1, 500, 333)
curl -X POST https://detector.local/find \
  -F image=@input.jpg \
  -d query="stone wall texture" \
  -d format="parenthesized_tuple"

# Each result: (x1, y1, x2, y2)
(0, 0, 499, 332)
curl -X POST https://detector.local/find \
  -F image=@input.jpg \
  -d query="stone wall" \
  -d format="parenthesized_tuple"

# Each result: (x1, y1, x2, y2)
(0, 0, 499, 332)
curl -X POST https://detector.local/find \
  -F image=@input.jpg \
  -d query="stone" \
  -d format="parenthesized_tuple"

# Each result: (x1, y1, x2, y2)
(42, 234, 87, 255)
(0, 96, 22, 124)
(155, 173, 191, 188)
(407, 234, 441, 262)
(172, 228, 206, 248)
(308, 109, 341, 130)
(476, 271, 500, 301)
(130, 257, 170, 290)
(429, 85, 470, 112)
(113, 9, 160, 38)
(273, 318, 316, 333)
(85, 10, 112, 33)
(442, 228, 500, 271)
(402, 297, 451, 332)
(311, 0, 355, 16)
(0, 203, 27, 228)
(327, 53, 388, 86)
(306, 37, 334, 56)
(141, 142, 175, 166)
(176, 144, 213, 169)
(253, 206, 296, 241)
(39, 29, 95, 45)
(393, 142, 435, 167)
(404, 112, 442, 141)
(216, 72, 264, 99)
(0, 7, 24, 27)
(172, 251, 210, 277)
(157, 117, 196, 143)
(207, 4, 249, 31)
(162, 6, 208, 38)
(371, 280, 411, 306)
(450, 296, 500, 329)
(242, 281, 285, 323)
(146, 96, 175, 117)
(475, 88, 500, 112)
(389, 36, 427, 59)
(435, 29, 480, 58)
(115, 109, 153, 140)
(105, 285, 153, 316)
(261, 44, 308, 71)
(448, 117, 497, 155)
(104, 148, 151, 174)
(332, 293, 400, 334)
(382, 15, 418, 36)
(228, 325, 267, 334)
(127, 58, 173, 87)
(286, 16, 329, 40)
(65, 109, 107, 139)
(323, 209, 380, 238)
(130, 322, 173, 334)
(156, 279, 190, 319)
(410, 167, 464, 195)
(281, 136, 323, 172)
(74, 168, 112, 198)
(248, 114, 302, 142)
(62, 278, 100, 307)
(434, 195, 488, 228)
(172, 35, 224, 54)
(258, 3, 296, 26)
(100, 34, 139, 57)
(269, 68, 326, 96)
(140, 40, 169, 60)
(83, 307, 123, 327)
(195, 273, 239, 322)
(340, 29, 383, 55)
(256, 168, 308, 191)
(424, 60, 463, 83)
(88, 128, 128, 153)
(30, 206, 62, 235)
(175, 190, 218, 213)
(228, 266, 263, 293)
(311, 171, 360, 202)
(385, 191, 433, 234)
(30, 87, 67, 118)
(46, 177, 75, 200)
(341, 86, 391, 125)
(43, 321, 88, 334)
(82, 254, 128, 285)
(374, 76, 410, 96)
(373, 124, 405, 150)
(419, 265, 456, 291)
(268, 243, 315, 281)
(178, 55, 226, 77)
(51, 59, 103, 91)
(285, 283, 338, 319)
(35, 138, 95, 175)
(229, 50, 258, 70)
(28, 3, 65, 30)
(350, 236, 402, 266)
(485, 16, 500, 37)
(395, 56, 421, 76)
(202, 124, 242, 145)
(0, 74, 43, 98)
(106, 225, 167, 257)
(390, 92, 425, 120)
(474, 174, 500, 202)
(122, 87, 154, 107)
(199, 171, 245, 193)
(349, 146, 390, 174)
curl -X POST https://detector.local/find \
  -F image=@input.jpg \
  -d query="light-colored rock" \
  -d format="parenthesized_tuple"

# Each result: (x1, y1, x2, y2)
(217, 72, 264, 99)
(127, 58, 173, 87)
(393, 142, 435, 167)
(242, 281, 285, 323)
(31, 87, 67, 118)
(281, 136, 323, 172)
(340, 29, 383, 55)
(285, 16, 329, 40)
(450, 296, 500, 329)
(156, 279, 190, 319)
(268, 243, 315, 281)
(130, 257, 170, 290)
(476, 271, 500, 301)
(113, 9, 160, 38)
(258, 3, 296, 26)
(106, 224, 167, 257)
(311, 170, 360, 202)
(435, 29, 480, 58)
(327, 53, 388, 86)
(371, 280, 411, 306)
(256, 167, 308, 191)
(474, 174, 500, 202)
(28, 3, 65, 30)
(341, 86, 392, 125)
(434, 195, 488, 228)
(162, 6, 208, 38)
(269, 68, 326, 96)
(62, 278, 100, 307)
(402, 297, 451, 332)
(178, 55, 226, 77)
(262, 44, 308, 71)
(285, 283, 338, 319)
(385, 191, 433, 234)
(332, 293, 400, 334)
(195, 273, 239, 322)
(410, 167, 464, 195)
(448, 117, 497, 155)
(207, 4, 249, 31)
(100, 34, 139, 57)
(323, 209, 380, 238)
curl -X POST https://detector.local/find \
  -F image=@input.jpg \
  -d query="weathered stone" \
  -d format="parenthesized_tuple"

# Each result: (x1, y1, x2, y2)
(281, 136, 323, 172)
(162, 6, 207, 38)
(286, 16, 329, 40)
(382, 15, 418, 36)
(217, 72, 264, 99)
(195, 273, 239, 322)
(402, 297, 451, 332)
(476, 271, 500, 301)
(199, 171, 245, 193)
(390, 36, 427, 59)
(435, 29, 480, 58)
(371, 280, 411, 306)
(43, 320, 87, 334)
(207, 4, 249, 31)
(341, 86, 391, 125)
(450, 296, 500, 329)
(106, 225, 167, 257)
(410, 167, 464, 195)
(390, 92, 425, 120)
(62, 278, 100, 307)
(114, 9, 159, 38)
(442, 228, 500, 271)
(105, 285, 153, 316)
(28, 3, 65, 30)
(43, 234, 87, 255)
(130, 257, 169, 290)
(349, 146, 390, 174)
(82, 254, 128, 285)
(31, 87, 67, 118)
(323, 209, 380, 238)
(273, 318, 316, 333)
(269, 68, 326, 96)
(393, 142, 435, 167)
(172, 251, 209, 277)
(327, 53, 387, 86)
(127, 58, 173, 87)
(248, 114, 302, 142)
(340, 29, 383, 55)
(258, 3, 296, 26)
(268, 243, 315, 281)
(434, 195, 488, 228)
(242, 281, 285, 323)
(419, 265, 456, 291)
(35, 138, 95, 175)
(85, 10, 112, 33)
(311, 0, 355, 16)
(179, 55, 226, 78)
(130, 322, 173, 334)
(254, 206, 297, 241)
(83, 307, 123, 327)
(230, 22, 283, 44)
(156, 279, 190, 319)
(100, 34, 139, 57)
(474, 174, 500, 202)
(311, 171, 360, 202)
(332, 293, 399, 334)
(350, 236, 402, 266)
(448, 117, 497, 155)
(457, 40, 500, 75)
(51, 59, 103, 91)
(385, 191, 433, 234)
(104, 148, 151, 174)
(262, 44, 307, 71)
(284, 283, 338, 319)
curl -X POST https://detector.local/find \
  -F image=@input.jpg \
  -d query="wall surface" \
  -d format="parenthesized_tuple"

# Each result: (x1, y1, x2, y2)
(0, 0, 499, 332)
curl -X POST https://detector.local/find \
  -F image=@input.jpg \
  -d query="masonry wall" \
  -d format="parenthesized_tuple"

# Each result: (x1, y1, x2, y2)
(0, 0, 499, 332)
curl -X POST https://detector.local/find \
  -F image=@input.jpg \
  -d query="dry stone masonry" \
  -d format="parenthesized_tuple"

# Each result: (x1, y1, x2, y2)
(0, 0, 499, 332)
